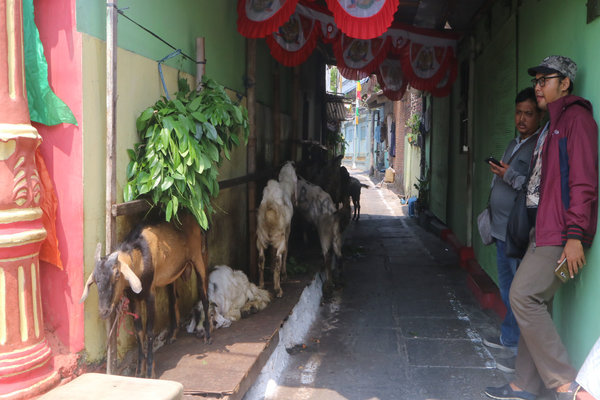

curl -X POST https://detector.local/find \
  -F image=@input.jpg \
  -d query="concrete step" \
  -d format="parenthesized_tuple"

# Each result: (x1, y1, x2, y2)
(38, 373, 183, 400)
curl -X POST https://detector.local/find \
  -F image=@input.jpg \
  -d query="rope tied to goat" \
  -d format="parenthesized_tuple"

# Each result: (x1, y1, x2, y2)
(107, 297, 140, 344)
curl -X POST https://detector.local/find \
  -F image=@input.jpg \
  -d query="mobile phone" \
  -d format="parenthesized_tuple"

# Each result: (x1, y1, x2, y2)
(554, 258, 570, 283)
(485, 157, 502, 167)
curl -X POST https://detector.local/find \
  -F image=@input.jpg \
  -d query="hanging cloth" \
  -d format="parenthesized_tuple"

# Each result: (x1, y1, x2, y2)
(23, 0, 77, 126)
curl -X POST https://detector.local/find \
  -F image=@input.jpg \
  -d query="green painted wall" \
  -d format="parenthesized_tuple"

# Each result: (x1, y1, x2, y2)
(430, 0, 600, 369)
(429, 96, 450, 221)
(445, 65, 469, 243)
(517, 0, 600, 368)
(472, 12, 517, 281)
(77, 0, 246, 94)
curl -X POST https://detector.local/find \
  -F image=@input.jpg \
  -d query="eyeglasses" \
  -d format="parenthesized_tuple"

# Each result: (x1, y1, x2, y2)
(531, 75, 563, 88)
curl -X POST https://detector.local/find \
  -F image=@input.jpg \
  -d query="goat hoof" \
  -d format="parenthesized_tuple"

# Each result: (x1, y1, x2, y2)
(276, 291, 283, 298)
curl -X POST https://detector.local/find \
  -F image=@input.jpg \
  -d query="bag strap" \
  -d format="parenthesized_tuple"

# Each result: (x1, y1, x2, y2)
(507, 132, 539, 165)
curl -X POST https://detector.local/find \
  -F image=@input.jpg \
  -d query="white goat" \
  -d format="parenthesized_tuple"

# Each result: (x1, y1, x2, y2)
(296, 177, 343, 287)
(209, 265, 271, 328)
(186, 265, 271, 333)
(256, 162, 297, 297)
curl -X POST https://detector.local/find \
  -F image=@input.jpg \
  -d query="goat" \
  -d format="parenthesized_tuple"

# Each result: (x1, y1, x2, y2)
(296, 177, 343, 288)
(256, 162, 297, 297)
(79, 213, 210, 378)
(349, 177, 369, 220)
(187, 265, 271, 333)
(298, 154, 347, 208)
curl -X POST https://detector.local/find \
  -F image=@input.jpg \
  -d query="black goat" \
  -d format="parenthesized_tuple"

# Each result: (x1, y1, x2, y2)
(349, 177, 369, 220)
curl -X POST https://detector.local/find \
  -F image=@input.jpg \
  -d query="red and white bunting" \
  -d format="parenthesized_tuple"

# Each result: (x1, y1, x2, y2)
(237, 0, 299, 38)
(266, 12, 320, 66)
(238, 0, 460, 98)
(375, 56, 408, 101)
(325, 0, 399, 40)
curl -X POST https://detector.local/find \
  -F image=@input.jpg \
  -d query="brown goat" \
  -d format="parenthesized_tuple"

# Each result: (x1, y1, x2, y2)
(80, 213, 210, 378)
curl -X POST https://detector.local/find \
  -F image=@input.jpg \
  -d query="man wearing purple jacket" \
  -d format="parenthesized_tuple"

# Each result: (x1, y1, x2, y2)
(485, 56, 598, 400)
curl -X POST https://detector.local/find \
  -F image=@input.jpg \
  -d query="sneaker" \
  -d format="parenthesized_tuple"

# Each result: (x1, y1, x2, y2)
(495, 355, 516, 373)
(483, 335, 506, 349)
(483, 335, 518, 353)
(484, 383, 537, 400)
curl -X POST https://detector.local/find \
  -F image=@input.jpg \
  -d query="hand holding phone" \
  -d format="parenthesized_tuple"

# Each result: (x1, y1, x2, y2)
(554, 258, 570, 283)
(485, 157, 502, 167)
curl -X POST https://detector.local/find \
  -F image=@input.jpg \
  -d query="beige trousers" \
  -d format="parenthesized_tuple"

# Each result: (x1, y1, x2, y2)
(509, 233, 577, 394)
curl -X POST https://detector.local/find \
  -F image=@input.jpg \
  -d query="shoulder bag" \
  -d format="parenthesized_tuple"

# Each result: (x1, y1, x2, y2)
(477, 205, 494, 245)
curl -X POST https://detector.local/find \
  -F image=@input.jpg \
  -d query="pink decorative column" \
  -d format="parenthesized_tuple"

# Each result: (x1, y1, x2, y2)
(0, 0, 59, 398)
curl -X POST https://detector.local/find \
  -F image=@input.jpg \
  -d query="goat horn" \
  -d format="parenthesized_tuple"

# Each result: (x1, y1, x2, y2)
(120, 261, 142, 294)
(79, 271, 95, 303)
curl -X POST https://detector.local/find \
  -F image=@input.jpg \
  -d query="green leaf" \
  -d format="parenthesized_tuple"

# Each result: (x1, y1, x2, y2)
(188, 96, 203, 112)
(123, 183, 133, 202)
(160, 128, 170, 150)
(180, 114, 196, 133)
(206, 142, 219, 162)
(139, 107, 155, 121)
(173, 99, 186, 114)
(127, 149, 136, 161)
(232, 106, 243, 124)
(202, 122, 218, 141)
(163, 116, 175, 133)
(151, 175, 162, 189)
(126, 161, 137, 180)
(194, 122, 204, 140)
(172, 172, 186, 181)
(166, 200, 173, 221)
(161, 176, 174, 191)
(172, 196, 179, 216)
(191, 111, 208, 123)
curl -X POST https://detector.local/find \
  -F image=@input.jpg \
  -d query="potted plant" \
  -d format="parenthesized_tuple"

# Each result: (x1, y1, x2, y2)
(413, 167, 430, 217)
(123, 76, 249, 229)
(405, 113, 421, 146)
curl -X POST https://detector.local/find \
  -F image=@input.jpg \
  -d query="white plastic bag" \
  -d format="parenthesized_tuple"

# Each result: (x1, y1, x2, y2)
(577, 336, 600, 398)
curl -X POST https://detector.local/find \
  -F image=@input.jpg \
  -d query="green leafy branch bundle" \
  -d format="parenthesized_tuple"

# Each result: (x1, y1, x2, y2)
(124, 76, 249, 229)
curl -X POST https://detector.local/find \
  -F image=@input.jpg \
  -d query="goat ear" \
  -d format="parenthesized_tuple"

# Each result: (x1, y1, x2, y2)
(120, 261, 142, 294)
(79, 272, 95, 303)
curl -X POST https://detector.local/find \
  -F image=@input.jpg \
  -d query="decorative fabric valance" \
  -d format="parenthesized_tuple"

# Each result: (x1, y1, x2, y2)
(324, 0, 399, 40)
(237, 0, 459, 98)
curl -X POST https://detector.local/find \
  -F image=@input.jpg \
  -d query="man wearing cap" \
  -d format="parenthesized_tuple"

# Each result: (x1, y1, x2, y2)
(485, 56, 598, 400)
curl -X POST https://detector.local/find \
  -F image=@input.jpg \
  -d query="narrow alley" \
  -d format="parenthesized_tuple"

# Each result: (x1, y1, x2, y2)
(248, 170, 536, 400)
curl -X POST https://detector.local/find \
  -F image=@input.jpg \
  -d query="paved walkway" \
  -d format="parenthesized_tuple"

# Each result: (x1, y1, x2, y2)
(257, 169, 531, 400)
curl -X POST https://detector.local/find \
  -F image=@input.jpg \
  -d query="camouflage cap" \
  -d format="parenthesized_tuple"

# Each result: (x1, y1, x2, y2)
(528, 55, 577, 82)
